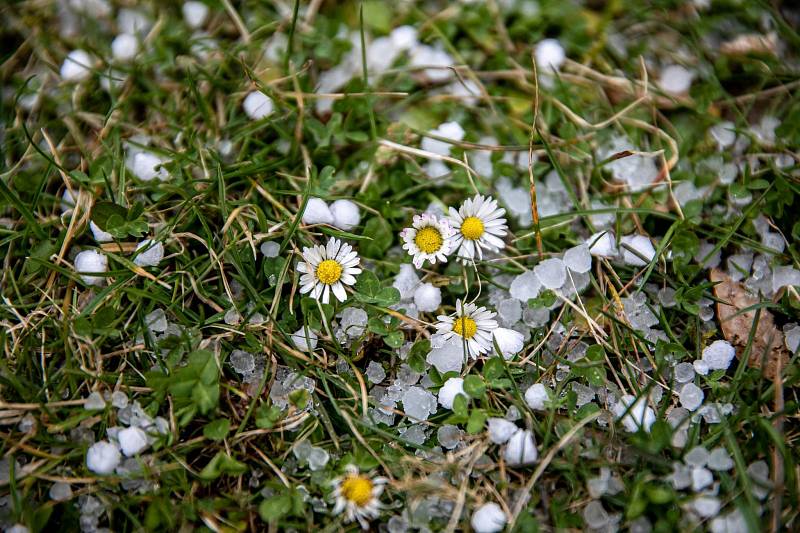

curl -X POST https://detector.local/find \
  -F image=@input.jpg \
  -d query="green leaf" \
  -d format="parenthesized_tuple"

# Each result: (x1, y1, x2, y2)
(483, 357, 504, 381)
(575, 402, 599, 419)
(355, 270, 381, 296)
(203, 419, 231, 441)
(354, 271, 400, 306)
(127, 201, 145, 220)
(255, 404, 283, 429)
(198, 452, 247, 480)
(166, 350, 220, 420)
(384, 330, 405, 348)
(374, 287, 401, 306)
(362, 0, 392, 33)
(585, 345, 605, 361)
(466, 409, 488, 434)
(584, 367, 606, 387)
(747, 179, 770, 190)
(313, 166, 337, 195)
(288, 388, 310, 409)
(92, 201, 128, 231)
(259, 494, 293, 522)
(105, 213, 126, 231)
(463, 375, 486, 398)
(407, 347, 426, 373)
(368, 317, 389, 335)
(360, 217, 392, 258)
(192, 383, 219, 414)
(452, 393, 469, 417)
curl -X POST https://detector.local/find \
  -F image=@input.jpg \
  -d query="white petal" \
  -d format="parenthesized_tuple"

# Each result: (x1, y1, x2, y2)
(332, 282, 347, 302)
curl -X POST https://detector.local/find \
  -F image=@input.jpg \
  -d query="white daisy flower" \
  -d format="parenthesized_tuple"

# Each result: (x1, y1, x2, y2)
(400, 213, 455, 269)
(447, 194, 508, 263)
(331, 464, 388, 529)
(436, 299, 498, 358)
(298, 237, 361, 304)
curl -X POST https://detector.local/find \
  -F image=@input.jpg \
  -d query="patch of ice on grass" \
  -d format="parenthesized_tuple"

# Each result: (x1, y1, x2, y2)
(86, 441, 121, 474)
(599, 136, 660, 192)
(707, 447, 734, 471)
(421, 122, 465, 157)
(504, 429, 538, 466)
(587, 231, 617, 257)
(436, 425, 463, 449)
(694, 340, 735, 375)
(61, 50, 93, 82)
(365, 361, 386, 384)
(118, 426, 148, 457)
(402, 386, 437, 421)
(339, 307, 368, 338)
(437, 378, 466, 410)
(74, 250, 108, 286)
(583, 500, 610, 530)
(427, 337, 465, 374)
(524, 383, 550, 411)
(471, 502, 507, 533)
(487, 418, 517, 444)
(534, 258, 566, 289)
(84, 391, 106, 410)
(509, 270, 541, 302)
(772, 266, 800, 292)
(133, 239, 164, 267)
(621, 234, 656, 266)
(290, 327, 318, 351)
(49, 482, 73, 501)
(414, 283, 442, 312)
(613, 394, 656, 433)
(564, 244, 592, 274)
(658, 64, 693, 95)
(393, 264, 420, 301)
(182, 1, 209, 29)
(301, 197, 333, 225)
(784, 323, 800, 353)
(330, 199, 361, 231)
(243, 91, 274, 120)
(679, 383, 704, 411)
(260, 241, 279, 258)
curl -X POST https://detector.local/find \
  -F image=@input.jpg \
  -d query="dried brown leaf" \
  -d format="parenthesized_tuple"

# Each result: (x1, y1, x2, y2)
(719, 32, 778, 57)
(710, 269, 789, 381)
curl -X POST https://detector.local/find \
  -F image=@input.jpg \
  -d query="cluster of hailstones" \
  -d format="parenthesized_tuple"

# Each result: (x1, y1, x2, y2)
(298, 194, 524, 360)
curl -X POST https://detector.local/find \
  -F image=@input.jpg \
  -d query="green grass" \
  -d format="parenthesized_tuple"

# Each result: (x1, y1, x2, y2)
(1, 0, 799, 531)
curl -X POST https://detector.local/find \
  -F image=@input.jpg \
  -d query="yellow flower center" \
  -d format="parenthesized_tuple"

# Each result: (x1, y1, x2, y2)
(341, 475, 373, 507)
(414, 226, 443, 254)
(316, 259, 343, 285)
(452, 316, 478, 339)
(460, 216, 485, 240)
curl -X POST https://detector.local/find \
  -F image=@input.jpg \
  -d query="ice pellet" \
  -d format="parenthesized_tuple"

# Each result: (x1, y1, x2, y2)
(487, 418, 517, 444)
(365, 361, 386, 384)
(563, 244, 592, 274)
(679, 383, 704, 411)
(509, 270, 541, 302)
(402, 386, 437, 421)
(674, 362, 695, 383)
(534, 258, 566, 289)
(49, 482, 73, 502)
(707, 447, 733, 471)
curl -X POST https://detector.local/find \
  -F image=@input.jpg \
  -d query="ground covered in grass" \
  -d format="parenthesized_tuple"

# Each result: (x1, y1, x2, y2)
(2, 0, 800, 531)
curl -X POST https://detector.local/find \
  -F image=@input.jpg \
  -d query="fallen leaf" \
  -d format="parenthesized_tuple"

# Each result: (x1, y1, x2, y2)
(710, 269, 789, 381)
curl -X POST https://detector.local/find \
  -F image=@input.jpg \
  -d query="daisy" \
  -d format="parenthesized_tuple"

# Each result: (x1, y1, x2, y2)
(400, 213, 455, 269)
(447, 194, 508, 262)
(331, 464, 388, 529)
(436, 299, 498, 358)
(298, 237, 361, 304)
